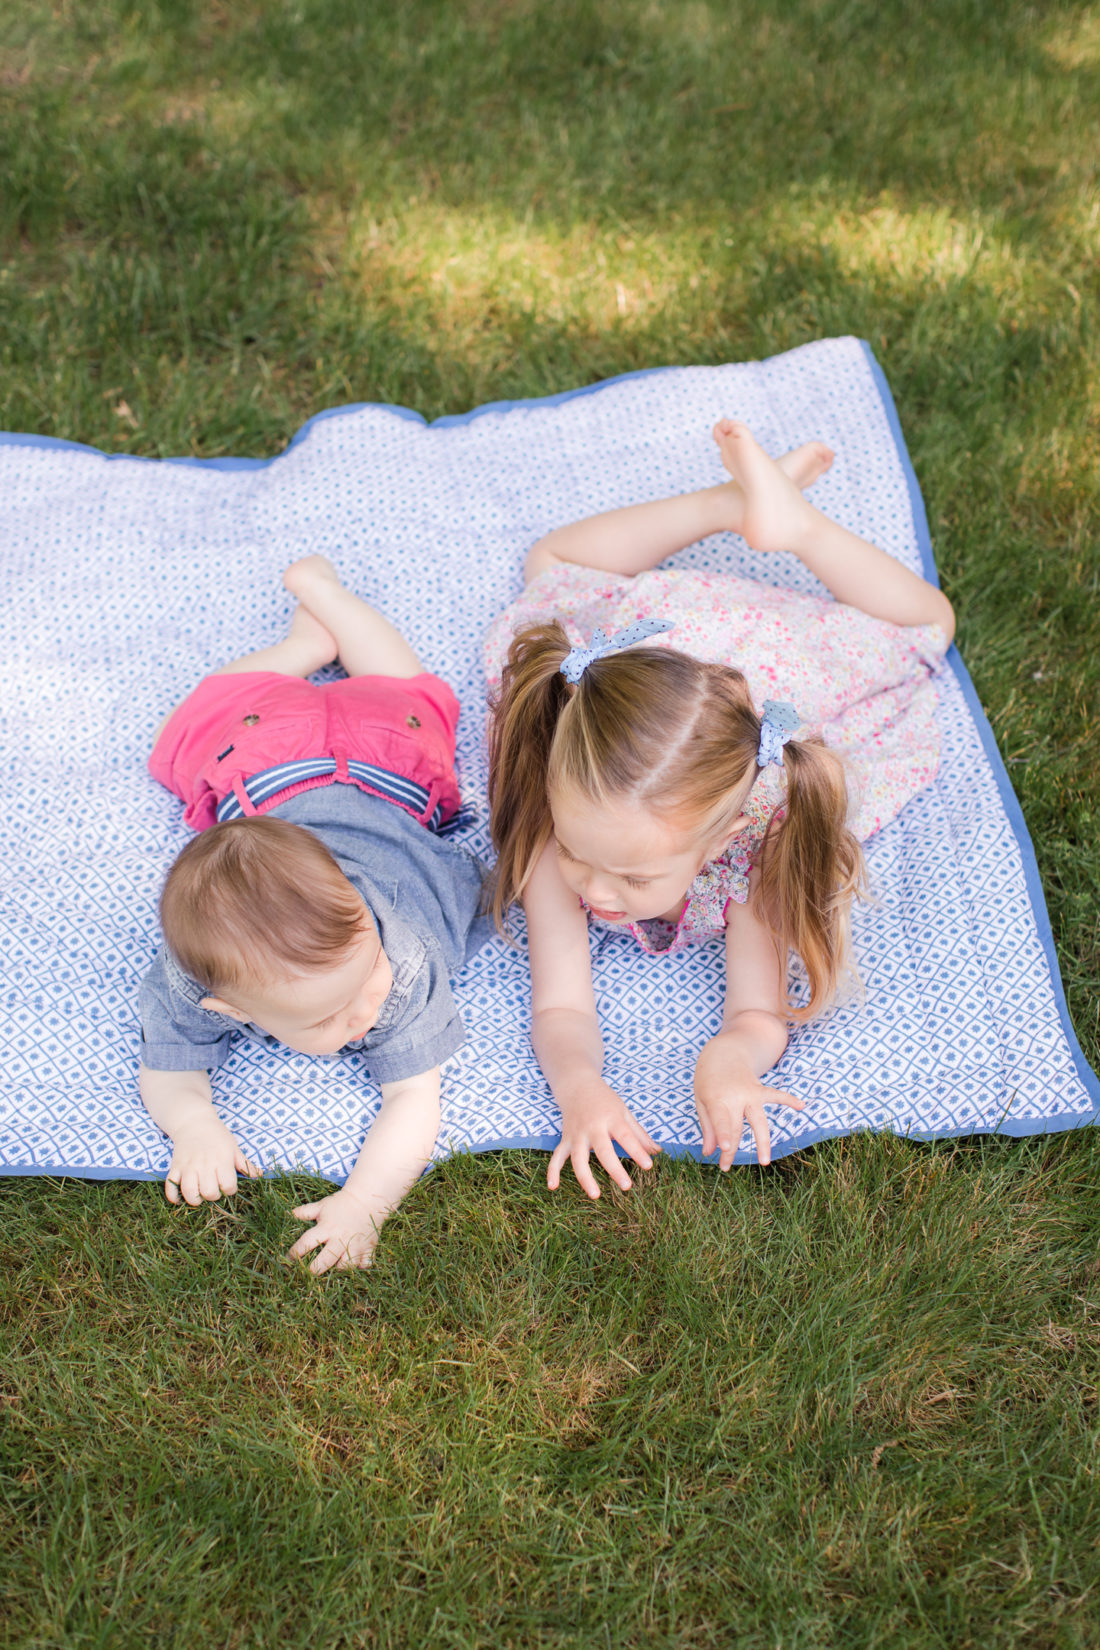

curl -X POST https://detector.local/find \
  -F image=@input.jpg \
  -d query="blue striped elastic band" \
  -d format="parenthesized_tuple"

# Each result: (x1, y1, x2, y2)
(216, 758, 443, 830)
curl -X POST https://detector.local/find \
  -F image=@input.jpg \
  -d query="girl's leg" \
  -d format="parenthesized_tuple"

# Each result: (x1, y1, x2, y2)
(523, 440, 834, 585)
(283, 557, 423, 679)
(713, 420, 955, 639)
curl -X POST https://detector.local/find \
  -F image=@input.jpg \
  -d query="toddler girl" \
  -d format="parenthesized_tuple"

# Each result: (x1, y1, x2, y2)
(485, 420, 955, 1196)
(140, 556, 487, 1272)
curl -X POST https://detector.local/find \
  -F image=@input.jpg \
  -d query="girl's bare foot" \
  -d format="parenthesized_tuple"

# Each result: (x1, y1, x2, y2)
(776, 439, 834, 491)
(711, 419, 821, 554)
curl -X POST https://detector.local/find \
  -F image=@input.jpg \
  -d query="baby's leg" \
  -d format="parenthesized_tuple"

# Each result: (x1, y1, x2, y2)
(150, 604, 337, 743)
(283, 556, 423, 679)
(214, 603, 337, 679)
(523, 440, 834, 585)
(714, 420, 955, 638)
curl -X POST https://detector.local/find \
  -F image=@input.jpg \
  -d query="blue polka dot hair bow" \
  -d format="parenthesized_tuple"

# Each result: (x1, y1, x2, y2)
(560, 618, 675, 685)
(756, 699, 801, 768)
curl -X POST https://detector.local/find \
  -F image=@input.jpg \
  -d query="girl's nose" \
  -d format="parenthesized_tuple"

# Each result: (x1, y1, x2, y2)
(584, 878, 618, 908)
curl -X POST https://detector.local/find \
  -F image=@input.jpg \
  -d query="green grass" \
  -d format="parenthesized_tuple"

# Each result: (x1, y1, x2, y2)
(2, 1, 1099, 1643)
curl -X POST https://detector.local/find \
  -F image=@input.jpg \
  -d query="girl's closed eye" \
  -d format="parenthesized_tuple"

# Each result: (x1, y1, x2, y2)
(624, 876, 651, 890)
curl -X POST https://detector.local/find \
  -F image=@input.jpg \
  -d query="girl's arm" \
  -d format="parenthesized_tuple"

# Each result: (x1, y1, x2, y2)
(286, 1066, 442, 1274)
(694, 883, 805, 1169)
(524, 841, 660, 1197)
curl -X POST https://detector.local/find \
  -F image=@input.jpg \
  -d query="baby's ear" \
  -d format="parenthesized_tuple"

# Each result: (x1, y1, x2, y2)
(200, 995, 250, 1022)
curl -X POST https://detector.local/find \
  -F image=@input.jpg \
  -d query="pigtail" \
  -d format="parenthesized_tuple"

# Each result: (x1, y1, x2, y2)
(755, 737, 865, 1021)
(486, 621, 573, 930)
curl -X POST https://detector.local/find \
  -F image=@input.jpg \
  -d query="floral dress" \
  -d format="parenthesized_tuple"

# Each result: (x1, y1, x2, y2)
(484, 564, 950, 956)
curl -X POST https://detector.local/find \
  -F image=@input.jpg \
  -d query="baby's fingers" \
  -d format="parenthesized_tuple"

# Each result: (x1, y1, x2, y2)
(180, 1167, 211, 1206)
(234, 1149, 264, 1181)
(308, 1239, 348, 1276)
(292, 1201, 324, 1222)
(285, 1224, 326, 1265)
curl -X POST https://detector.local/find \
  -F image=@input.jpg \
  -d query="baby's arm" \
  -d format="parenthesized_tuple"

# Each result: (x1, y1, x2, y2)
(694, 885, 805, 1169)
(138, 1063, 261, 1204)
(525, 842, 660, 1197)
(286, 1066, 442, 1274)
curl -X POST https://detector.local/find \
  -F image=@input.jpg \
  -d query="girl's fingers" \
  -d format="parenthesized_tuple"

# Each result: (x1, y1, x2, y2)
(292, 1202, 322, 1220)
(217, 1165, 239, 1198)
(570, 1147, 603, 1200)
(594, 1140, 633, 1193)
(775, 1088, 805, 1112)
(746, 1106, 773, 1166)
(235, 1150, 264, 1179)
(164, 1174, 181, 1205)
(547, 1143, 568, 1191)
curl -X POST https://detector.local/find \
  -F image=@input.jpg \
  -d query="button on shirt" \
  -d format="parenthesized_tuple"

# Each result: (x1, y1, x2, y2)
(139, 785, 491, 1085)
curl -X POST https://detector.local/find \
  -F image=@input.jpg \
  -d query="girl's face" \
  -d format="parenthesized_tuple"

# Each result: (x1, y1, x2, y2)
(550, 786, 747, 924)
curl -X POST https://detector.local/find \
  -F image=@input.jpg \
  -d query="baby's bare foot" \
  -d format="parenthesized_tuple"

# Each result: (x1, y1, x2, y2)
(777, 439, 834, 492)
(712, 419, 819, 553)
(283, 554, 342, 602)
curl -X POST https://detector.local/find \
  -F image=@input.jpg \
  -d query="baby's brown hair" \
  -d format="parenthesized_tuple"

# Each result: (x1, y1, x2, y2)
(160, 816, 367, 999)
(487, 621, 865, 1020)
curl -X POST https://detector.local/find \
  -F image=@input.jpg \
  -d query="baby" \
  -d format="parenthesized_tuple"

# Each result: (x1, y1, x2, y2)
(138, 556, 489, 1272)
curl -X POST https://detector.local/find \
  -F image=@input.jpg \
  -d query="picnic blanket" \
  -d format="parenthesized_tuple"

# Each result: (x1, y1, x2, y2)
(2, 336, 1096, 1182)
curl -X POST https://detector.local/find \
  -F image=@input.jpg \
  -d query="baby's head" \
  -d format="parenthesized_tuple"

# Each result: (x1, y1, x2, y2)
(160, 816, 392, 1055)
(489, 621, 862, 1016)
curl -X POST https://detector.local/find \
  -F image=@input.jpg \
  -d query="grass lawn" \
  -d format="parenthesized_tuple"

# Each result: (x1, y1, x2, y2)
(2, 1, 1099, 1644)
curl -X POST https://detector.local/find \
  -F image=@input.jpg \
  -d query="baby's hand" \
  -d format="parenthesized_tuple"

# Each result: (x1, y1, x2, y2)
(550, 1079, 661, 1198)
(165, 1118, 262, 1206)
(695, 1067, 804, 1170)
(286, 1188, 382, 1275)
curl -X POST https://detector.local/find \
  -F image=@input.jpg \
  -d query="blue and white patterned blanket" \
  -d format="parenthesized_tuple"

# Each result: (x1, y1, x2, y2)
(2, 337, 1096, 1182)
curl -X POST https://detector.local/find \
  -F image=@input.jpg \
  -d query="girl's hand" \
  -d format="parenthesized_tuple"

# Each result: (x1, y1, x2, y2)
(549, 1081, 661, 1198)
(702, 1062, 804, 1168)
(286, 1187, 382, 1275)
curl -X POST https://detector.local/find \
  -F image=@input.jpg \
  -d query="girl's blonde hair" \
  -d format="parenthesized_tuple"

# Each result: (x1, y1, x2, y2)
(160, 816, 367, 998)
(487, 621, 865, 1020)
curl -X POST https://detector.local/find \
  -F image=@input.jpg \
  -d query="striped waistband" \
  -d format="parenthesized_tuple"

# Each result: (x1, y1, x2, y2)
(215, 758, 444, 830)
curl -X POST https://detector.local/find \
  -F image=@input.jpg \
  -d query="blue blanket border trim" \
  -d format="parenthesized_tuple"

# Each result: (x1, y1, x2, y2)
(4, 340, 1097, 1183)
